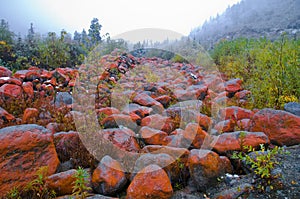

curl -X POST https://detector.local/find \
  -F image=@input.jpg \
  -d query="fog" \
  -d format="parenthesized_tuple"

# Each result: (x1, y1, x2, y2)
(0, 0, 241, 39)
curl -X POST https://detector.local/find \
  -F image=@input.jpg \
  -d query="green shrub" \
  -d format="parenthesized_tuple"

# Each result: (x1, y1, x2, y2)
(211, 35, 300, 109)
(171, 54, 186, 63)
(232, 145, 287, 179)
(232, 144, 290, 191)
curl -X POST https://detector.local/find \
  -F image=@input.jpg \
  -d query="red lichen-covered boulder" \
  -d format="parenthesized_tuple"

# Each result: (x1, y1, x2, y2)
(96, 107, 120, 117)
(234, 90, 251, 100)
(220, 156, 234, 174)
(219, 106, 254, 121)
(92, 155, 127, 195)
(211, 131, 270, 154)
(186, 84, 208, 100)
(41, 69, 52, 79)
(22, 107, 39, 124)
(102, 128, 141, 153)
(0, 124, 60, 196)
(100, 114, 137, 130)
(0, 77, 22, 86)
(249, 108, 300, 146)
(46, 169, 77, 196)
(132, 92, 164, 113)
(127, 164, 173, 199)
(0, 66, 12, 77)
(132, 153, 175, 177)
(164, 106, 211, 131)
(0, 107, 15, 127)
(236, 119, 251, 131)
(141, 114, 177, 134)
(141, 145, 190, 164)
(54, 131, 96, 168)
(165, 129, 191, 148)
(22, 82, 34, 97)
(184, 123, 210, 149)
(174, 89, 198, 101)
(182, 110, 212, 131)
(0, 83, 23, 98)
(121, 103, 152, 118)
(128, 112, 141, 123)
(140, 126, 169, 145)
(225, 78, 242, 94)
(155, 95, 172, 108)
(188, 149, 230, 191)
(214, 119, 236, 133)
(132, 151, 187, 184)
(46, 122, 61, 134)
(13, 69, 41, 81)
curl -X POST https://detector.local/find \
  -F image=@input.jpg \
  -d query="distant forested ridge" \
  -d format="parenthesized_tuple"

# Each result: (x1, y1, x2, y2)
(190, 0, 300, 49)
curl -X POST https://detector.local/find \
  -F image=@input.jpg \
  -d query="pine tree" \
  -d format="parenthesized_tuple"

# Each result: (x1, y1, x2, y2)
(88, 18, 102, 46)
(74, 31, 81, 43)
(25, 23, 40, 66)
(0, 19, 15, 68)
(0, 19, 14, 44)
(81, 29, 90, 49)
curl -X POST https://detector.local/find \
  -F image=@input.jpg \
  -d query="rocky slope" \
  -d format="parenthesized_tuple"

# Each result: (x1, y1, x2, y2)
(0, 51, 299, 198)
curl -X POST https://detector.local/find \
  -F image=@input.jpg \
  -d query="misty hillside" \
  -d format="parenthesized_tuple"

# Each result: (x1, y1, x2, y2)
(190, 0, 300, 49)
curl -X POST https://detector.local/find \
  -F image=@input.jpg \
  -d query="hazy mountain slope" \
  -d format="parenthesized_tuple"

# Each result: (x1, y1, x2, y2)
(190, 0, 300, 49)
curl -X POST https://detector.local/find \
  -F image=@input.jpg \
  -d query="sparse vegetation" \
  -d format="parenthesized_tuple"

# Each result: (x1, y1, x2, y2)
(5, 187, 21, 199)
(211, 35, 299, 109)
(72, 167, 92, 199)
(172, 157, 188, 191)
(5, 167, 56, 199)
(22, 166, 56, 199)
(144, 66, 160, 83)
(232, 144, 290, 191)
(0, 93, 76, 130)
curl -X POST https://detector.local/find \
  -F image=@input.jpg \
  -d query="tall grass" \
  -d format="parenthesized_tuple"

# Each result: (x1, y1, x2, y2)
(211, 35, 299, 109)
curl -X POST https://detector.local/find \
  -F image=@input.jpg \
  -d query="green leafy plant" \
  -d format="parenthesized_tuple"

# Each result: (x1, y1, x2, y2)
(176, 157, 185, 170)
(232, 144, 288, 179)
(174, 182, 184, 191)
(238, 131, 247, 150)
(5, 187, 21, 199)
(23, 166, 56, 199)
(172, 157, 188, 191)
(72, 167, 92, 199)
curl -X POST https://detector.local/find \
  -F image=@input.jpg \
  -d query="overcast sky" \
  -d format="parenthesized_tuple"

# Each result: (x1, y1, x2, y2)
(1, 0, 241, 41)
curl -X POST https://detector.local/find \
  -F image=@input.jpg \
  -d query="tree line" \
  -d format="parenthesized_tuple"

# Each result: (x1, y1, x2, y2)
(0, 18, 110, 70)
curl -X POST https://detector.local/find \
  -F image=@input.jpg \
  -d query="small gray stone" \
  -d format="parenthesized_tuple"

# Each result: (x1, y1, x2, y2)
(55, 92, 73, 107)
(56, 195, 117, 199)
(212, 183, 252, 199)
(171, 191, 204, 199)
(284, 102, 300, 116)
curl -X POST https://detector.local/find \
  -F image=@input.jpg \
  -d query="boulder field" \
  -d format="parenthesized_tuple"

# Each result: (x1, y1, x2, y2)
(0, 52, 299, 198)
